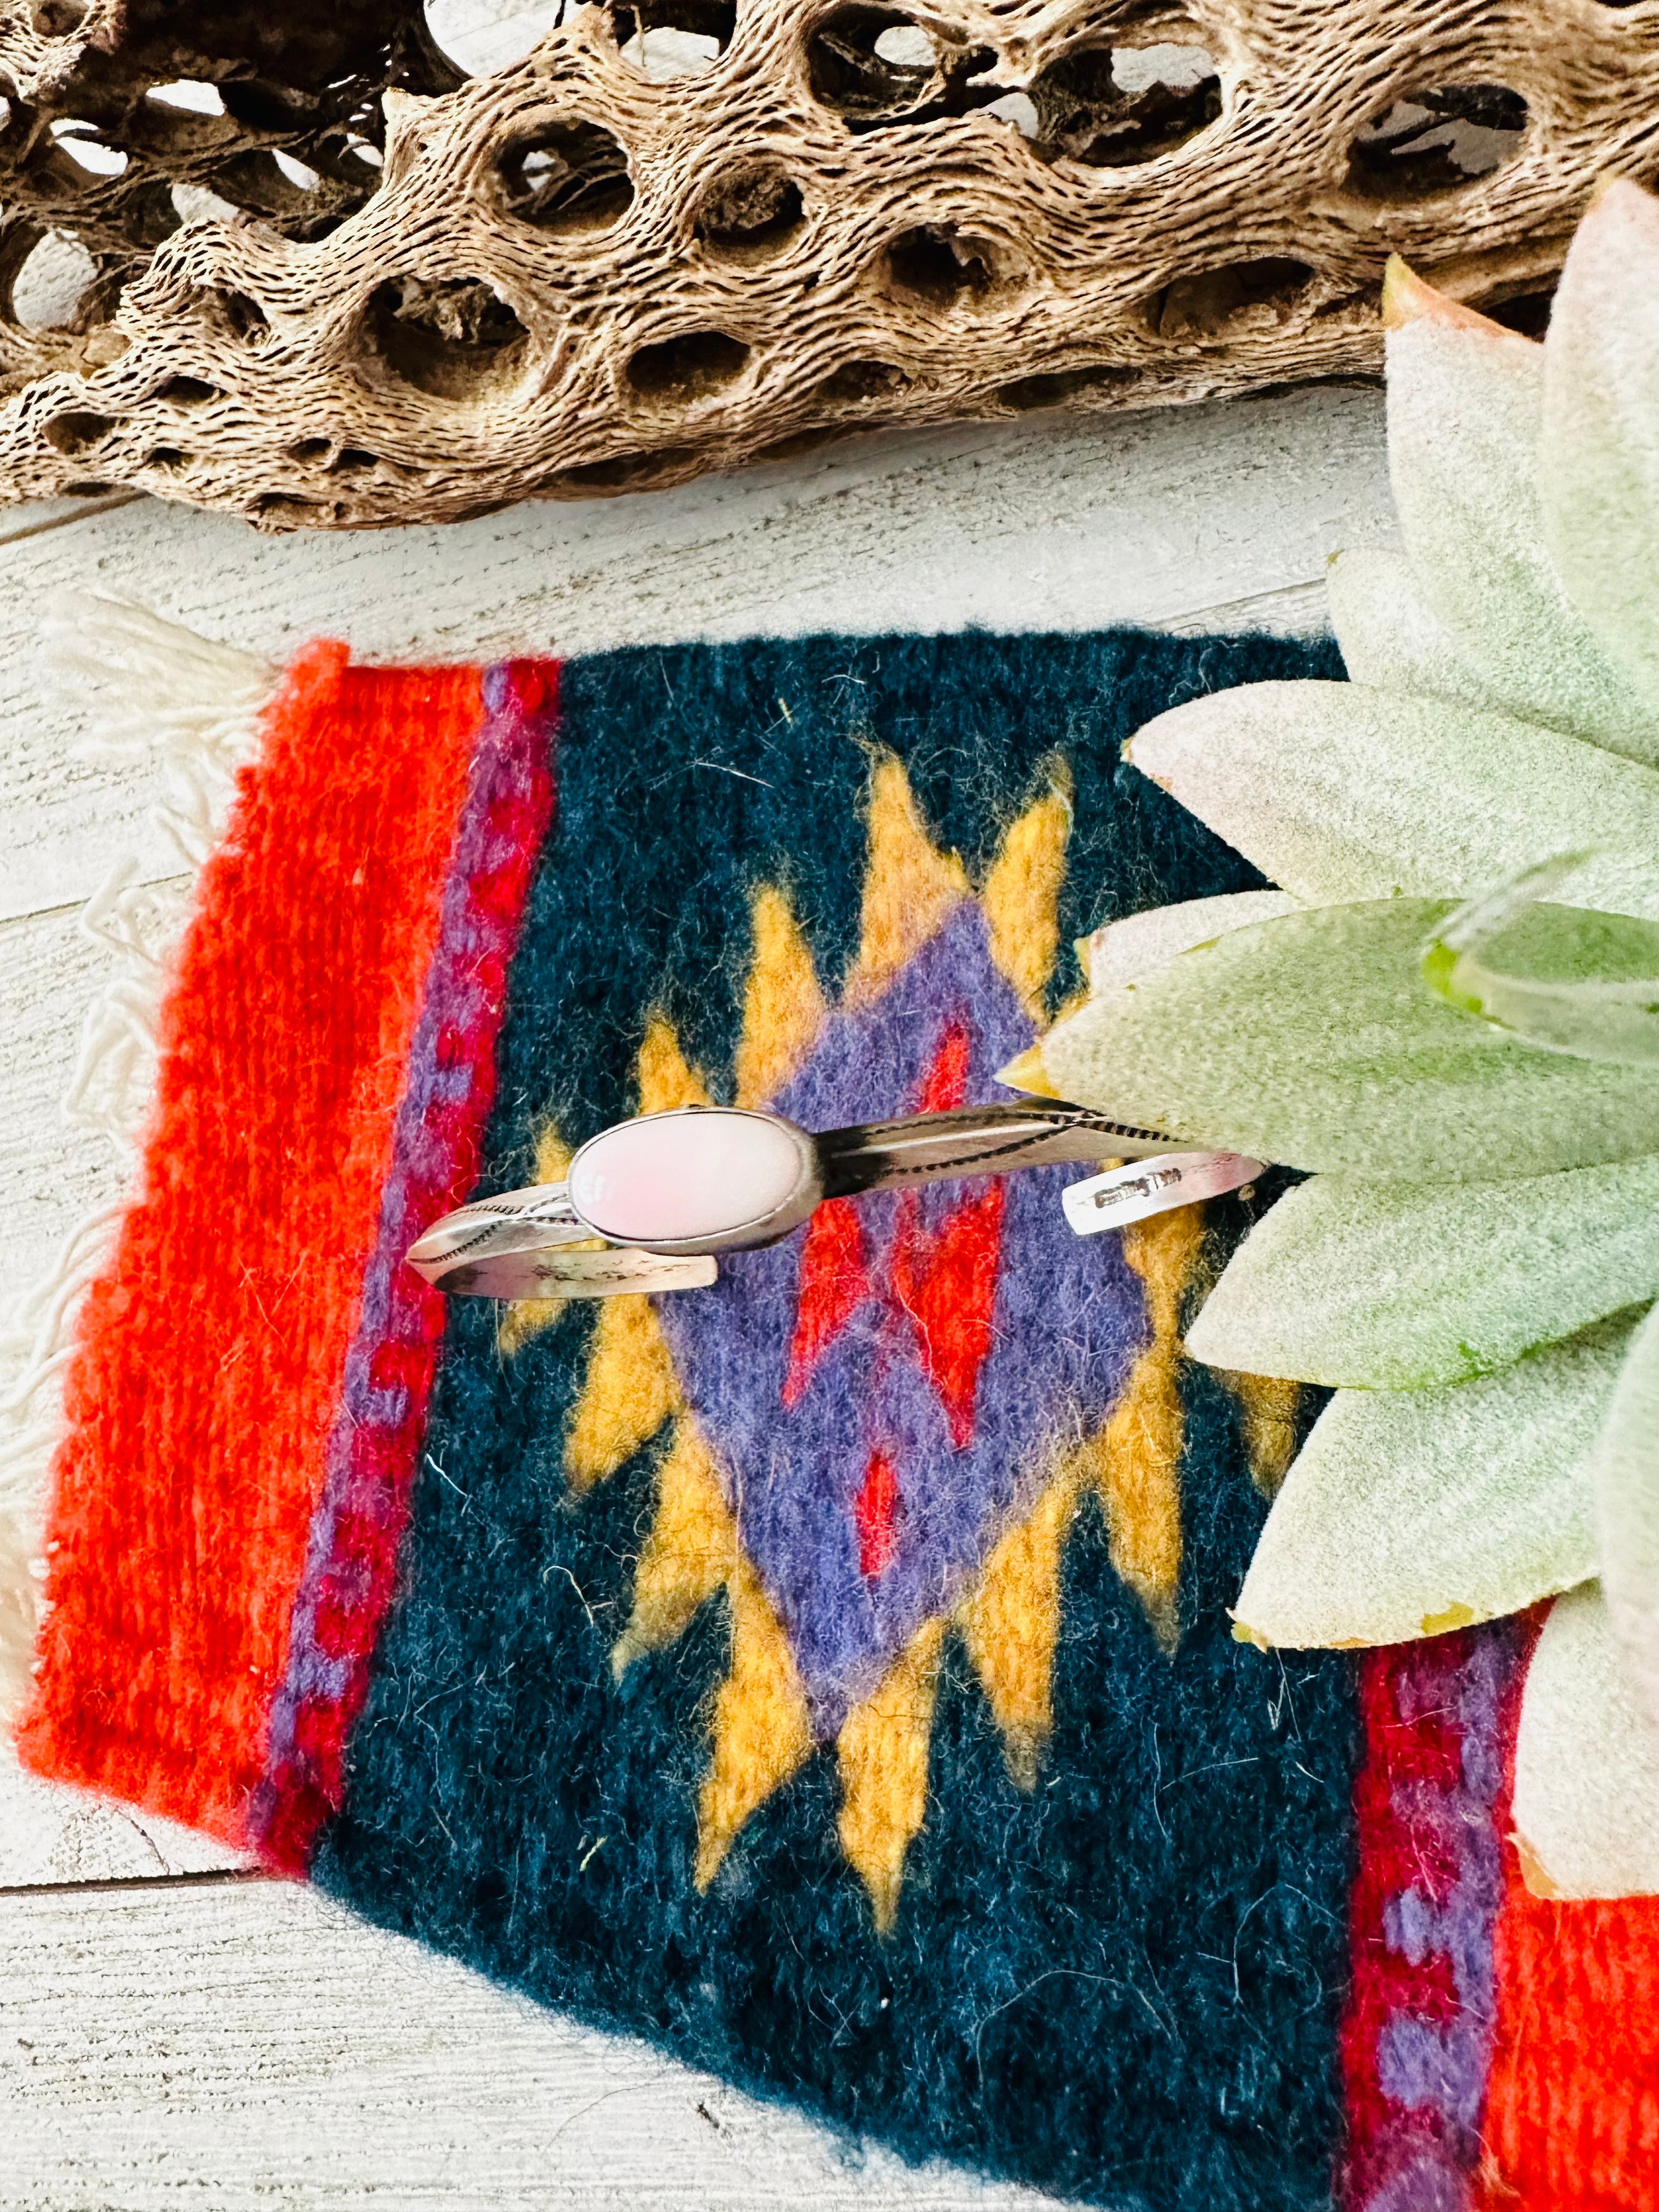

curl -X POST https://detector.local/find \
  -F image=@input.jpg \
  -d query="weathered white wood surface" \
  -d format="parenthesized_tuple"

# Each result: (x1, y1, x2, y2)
(1, 896, 133, 1294)
(427, 0, 566, 74)
(0, 371, 1388, 2204)
(0, 1758, 235, 1887)
(0, 1881, 1053, 2210)
(0, 386, 1387, 925)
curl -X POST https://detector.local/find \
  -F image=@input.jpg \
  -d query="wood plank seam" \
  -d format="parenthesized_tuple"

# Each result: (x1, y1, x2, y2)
(0, 385, 1390, 926)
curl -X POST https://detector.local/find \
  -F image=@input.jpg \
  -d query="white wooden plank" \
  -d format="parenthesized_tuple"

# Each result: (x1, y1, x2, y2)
(0, 898, 133, 1293)
(427, 0, 563, 73)
(0, 1758, 239, 1885)
(0, 386, 1387, 923)
(0, 490, 145, 548)
(0, 1880, 1059, 2210)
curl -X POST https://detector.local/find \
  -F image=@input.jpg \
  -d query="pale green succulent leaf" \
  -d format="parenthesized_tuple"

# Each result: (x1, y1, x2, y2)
(1125, 683, 1659, 923)
(1325, 545, 1506, 713)
(1232, 1317, 1633, 1649)
(1541, 180, 1659, 725)
(1186, 1163, 1659, 1388)
(1512, 1582, 1659, 1899)
(1592, 1300, 1659, 1753)
(1039, 898, 1659, 1180)
(1425, 864, 1659, 1063)
(1081, 890, 1297, 991)
(1386, 304, 1659, 764)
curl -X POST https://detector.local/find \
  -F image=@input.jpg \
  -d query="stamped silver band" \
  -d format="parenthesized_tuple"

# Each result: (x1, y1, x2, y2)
(1060, 1151, 1265, 1238)
(407, 1100, 1239, 1299)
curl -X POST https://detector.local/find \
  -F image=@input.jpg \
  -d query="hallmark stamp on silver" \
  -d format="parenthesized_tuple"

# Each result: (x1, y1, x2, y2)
(1060, 1152, 1263, 1237)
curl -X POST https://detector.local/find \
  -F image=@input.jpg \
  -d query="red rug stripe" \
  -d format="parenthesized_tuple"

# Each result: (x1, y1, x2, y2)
(1478, 1792, 1659, 2205)
(16, 645, 482, 1844)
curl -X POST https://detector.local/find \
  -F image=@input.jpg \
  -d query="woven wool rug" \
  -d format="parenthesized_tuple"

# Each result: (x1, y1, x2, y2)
(13, 623, 1659, 2211)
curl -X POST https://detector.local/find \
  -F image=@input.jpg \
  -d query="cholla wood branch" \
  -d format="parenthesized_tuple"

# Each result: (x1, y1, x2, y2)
(0, 4, 461, 391)
(0, 0, 1655, 528)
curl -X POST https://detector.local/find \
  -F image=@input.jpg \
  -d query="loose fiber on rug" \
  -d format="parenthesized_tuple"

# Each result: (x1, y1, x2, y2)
(12, 620, 1659, 2211)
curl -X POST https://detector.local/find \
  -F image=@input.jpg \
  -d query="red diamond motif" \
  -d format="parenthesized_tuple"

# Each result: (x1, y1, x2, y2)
(778, 1014, 1009, 1572)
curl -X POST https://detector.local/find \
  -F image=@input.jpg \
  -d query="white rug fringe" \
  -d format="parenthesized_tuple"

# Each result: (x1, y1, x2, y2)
(48, 591, 275, 870)
(64, 863, 193, 1151)
(0, 595, 278, 1718)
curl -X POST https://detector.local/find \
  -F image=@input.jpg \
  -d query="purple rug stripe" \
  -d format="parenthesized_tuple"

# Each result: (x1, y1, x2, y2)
(249, 659, 557, 1863)
(1354, 1621, 1523, 2212)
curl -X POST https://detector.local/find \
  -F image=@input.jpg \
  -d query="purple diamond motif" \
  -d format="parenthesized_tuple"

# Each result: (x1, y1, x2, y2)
(658, 902, 1148, 1734)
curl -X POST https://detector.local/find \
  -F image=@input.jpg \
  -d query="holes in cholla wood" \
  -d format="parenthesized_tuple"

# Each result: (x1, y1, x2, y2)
(983, 89, 1040, 138)
(884, 222, 1014, 311)
(129, 80, 239, 173)
(1027, 36, 1222, 166)
(152, 374, 224, 406)
(31, 0, 89, 36)
(206, 147, 346, 229)
(808, 6, 1001, 130)
(623, 25, 723, 77)
(692, 159, 807, 261)
(625, 329, 751, 402)
(0, 16, 428, 269)
(875, 22, 934, 68)
(172, 182, 244, 225)
(49, 120, 130, 180)
(145, 81, 228, 119)
(815, 357, 913, 405)
(272, 149, 323, 193)
(1152, 256, 1316, 340)
(496, 120, 634, 233)
(0, 224, 111, 394)
(215, 80, 318, 136)
(1346, 85, 1529, 201)
(286, 437, 398, 475)
(8, 230, 98, 331)
(250, 492, 341, 524)
(41, 407, 113, 454)
(998, 362, 1140, 410)
(550, 444, 697, 489)
(357, 274, 531, 399)
(197, 287, 271, 346)
(0, 9, 494, 436)
(807, 8, 1222, 163)
(810, 7, 934, 117)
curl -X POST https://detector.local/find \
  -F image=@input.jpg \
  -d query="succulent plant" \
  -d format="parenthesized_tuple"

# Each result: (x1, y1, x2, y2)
(1015, 180, 1659, 1901)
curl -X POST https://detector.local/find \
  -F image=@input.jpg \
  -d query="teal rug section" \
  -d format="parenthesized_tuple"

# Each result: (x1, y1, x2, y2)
(314, 627, 1358, 2211)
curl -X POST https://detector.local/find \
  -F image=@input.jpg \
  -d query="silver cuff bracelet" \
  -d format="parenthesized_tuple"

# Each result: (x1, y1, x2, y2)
(405, 1100, 1263, 1300)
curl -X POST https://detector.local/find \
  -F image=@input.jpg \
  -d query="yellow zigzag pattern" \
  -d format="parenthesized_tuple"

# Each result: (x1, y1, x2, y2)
(503, 755, 1216, 1932)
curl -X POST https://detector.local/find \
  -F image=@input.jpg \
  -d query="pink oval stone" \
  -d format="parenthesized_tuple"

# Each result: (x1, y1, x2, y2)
(568, 1109, 815, 1248)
